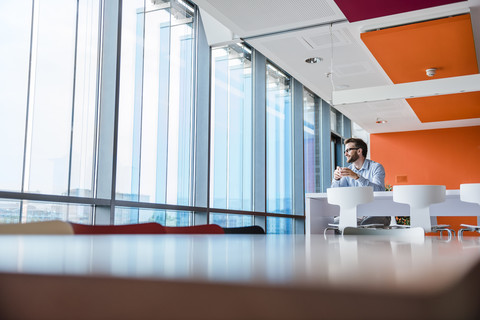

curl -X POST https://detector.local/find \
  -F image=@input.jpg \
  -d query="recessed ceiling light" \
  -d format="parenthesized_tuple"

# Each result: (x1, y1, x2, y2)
(305, 57, 323, 64)
(376, 117, 387, 124)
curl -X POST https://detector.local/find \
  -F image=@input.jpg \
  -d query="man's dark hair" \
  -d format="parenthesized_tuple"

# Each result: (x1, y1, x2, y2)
(345, 137, 368, 157)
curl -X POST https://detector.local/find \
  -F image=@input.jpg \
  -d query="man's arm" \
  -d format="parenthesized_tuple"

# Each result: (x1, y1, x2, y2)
(331, 166, 346, 188)
(331, 178, 344, 188)
(356, 163, 385, 191)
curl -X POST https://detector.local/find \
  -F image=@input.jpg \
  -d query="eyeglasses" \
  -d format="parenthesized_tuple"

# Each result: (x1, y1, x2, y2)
(344, 147, 360, 153)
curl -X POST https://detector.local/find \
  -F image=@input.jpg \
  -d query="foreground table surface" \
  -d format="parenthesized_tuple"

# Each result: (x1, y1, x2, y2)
(1, 234, 480, 319)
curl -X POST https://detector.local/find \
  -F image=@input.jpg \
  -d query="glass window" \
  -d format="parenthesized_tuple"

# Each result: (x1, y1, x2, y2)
(22, 201, 92, 224)
(0, 0, 100, 196)
(0, 200, 22, 224)
(330, 108, 343, 135)
(336, 112, 344, 135)
(303, 90, 321, 193)
(0, 1, 307, 233)
(266, 62, 292, 214)
(70, 0, 102, 197)
(25, 0, 77, 195)
(209, 213, 254, 228)
(266, 216, 294, 234)
(330, 109, 337, 133)
(0, 0, 32, 192)
(331, 134, 342, 175)
(116, 0, 195, 206)
(114, 206, 192, 226)
(210, 44, 253, 210)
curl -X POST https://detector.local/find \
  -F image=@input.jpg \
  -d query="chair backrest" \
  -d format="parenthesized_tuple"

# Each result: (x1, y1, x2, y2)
(327, 186, 374, 231)
(0, 220, 74, 235)
(163, 224, 225, 234)
(393, 185, 446, 232)
(343, 226, 425, 239)
(393, 185, 446, 208)
(460, 183, 480, 205)
(70, 222, 166, 234)
(327, 186, 374, 208)
(222, 225, 265, 234)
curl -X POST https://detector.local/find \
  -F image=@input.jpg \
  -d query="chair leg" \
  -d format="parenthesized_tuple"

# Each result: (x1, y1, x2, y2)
(458, 227, 480, 238)
(438, 229, 444, 239)
(445, 229, 454, 238)
(324, 226, 338, 236)
(434, 227, 454, 240)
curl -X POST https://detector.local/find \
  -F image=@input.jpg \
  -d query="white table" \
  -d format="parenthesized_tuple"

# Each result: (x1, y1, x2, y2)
(1, 234, 480, 319)
(306, 190, 480, 234)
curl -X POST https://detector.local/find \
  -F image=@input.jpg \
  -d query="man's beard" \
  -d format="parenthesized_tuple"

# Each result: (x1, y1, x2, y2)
(347, 152, 359, 163)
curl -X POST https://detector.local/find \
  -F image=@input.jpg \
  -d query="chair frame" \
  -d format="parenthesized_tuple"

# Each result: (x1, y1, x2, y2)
(392, 185, 454, 238)
(325, 186, 375, 235)
(458, 183, 480, 238)
(458, 224, 480, 237)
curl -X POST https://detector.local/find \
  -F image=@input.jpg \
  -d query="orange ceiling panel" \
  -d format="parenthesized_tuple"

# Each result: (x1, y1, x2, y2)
(361, 14, 479, 122)
(407, 92, 480, 122)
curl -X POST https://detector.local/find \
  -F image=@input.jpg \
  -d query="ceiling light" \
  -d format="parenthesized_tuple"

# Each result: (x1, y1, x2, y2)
(376, 117, 387, 124)
(426, 68, 436, 77)
(305, 57, 323, 64)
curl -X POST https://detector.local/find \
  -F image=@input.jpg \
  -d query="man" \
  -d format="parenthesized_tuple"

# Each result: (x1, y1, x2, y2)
(331, 137, 390, 226)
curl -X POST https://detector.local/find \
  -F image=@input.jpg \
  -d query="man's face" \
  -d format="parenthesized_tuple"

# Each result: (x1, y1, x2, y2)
(345, 142, 360, 163)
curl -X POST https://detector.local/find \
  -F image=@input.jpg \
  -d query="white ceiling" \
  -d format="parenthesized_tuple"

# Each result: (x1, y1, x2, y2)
(193, 0, 480, 134)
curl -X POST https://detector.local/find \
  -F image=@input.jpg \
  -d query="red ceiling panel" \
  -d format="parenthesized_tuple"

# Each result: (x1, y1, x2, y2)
(334, 0, 466, 22)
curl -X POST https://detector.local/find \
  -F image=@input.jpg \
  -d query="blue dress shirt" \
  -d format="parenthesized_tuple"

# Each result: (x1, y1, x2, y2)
(331, 159, 385, 191)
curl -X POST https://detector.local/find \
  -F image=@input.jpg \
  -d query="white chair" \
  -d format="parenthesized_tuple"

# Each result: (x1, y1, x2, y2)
(0, 220, 74, 235)
(458, 183, 480, 237)
(393, 185, 453, 237)
(325, 186, 374, 235)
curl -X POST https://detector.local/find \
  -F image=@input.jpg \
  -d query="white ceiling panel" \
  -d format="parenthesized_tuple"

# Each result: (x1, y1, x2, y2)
(246, 23, 390, 106)
(193, 0, 480, 133)
(193, 0, 346, 37)
(336, 99, 480, 134)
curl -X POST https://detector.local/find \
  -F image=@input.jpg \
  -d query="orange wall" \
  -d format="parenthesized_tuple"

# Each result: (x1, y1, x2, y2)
(370, 126, 480, 234)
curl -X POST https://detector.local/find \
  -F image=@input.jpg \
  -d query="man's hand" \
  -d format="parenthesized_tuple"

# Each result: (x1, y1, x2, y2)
(337, 167, 359, 180)
(334, 166, 342, 180)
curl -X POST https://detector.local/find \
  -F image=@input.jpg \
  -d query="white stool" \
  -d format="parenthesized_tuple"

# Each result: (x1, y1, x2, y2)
(458, 183, 480, 237)
(393, 185, 453, 237)
(325, 186, 374, 234)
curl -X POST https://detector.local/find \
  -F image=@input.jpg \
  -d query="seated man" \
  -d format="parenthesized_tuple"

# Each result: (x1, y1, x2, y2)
(331, 137, 390, 227)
